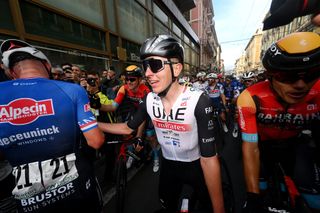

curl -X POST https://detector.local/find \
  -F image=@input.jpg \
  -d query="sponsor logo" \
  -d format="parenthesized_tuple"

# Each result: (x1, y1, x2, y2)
(269, 44, 282, 56)
(202, 137, 215, 143)
(84, 103, 90, 112)
(307, 104, 317, 111)
(0, 125, 60, 146)
(180, 101, 187, 107)
(153, 120, 191, 132)
(205, 106, 213, 114)
(0, 98, 54, 125)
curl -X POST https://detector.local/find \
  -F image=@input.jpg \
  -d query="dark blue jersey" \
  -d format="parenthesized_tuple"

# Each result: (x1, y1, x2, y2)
(0, 78, 101, 212)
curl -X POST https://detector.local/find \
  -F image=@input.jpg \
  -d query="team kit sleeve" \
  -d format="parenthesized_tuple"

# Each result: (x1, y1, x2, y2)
(99, 92, 113, 105)
(112, 85, 126, 108)
(195, 93, 218, 157)
(76, 86, 99, 132)
(237, 90, 258, 143)
(127, 95, 149, 130)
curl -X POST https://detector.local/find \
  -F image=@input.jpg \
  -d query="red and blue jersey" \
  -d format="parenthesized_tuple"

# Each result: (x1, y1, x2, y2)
(237, 80, 320, 142)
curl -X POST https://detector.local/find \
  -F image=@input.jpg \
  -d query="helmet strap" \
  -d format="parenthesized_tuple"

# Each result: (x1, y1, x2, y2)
(158, 59, 176, 97)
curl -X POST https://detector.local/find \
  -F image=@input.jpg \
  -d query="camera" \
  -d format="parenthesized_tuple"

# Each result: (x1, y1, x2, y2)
(87, 78, 96, 87)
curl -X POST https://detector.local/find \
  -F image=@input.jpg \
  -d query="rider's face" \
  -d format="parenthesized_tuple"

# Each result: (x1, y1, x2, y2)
(272, 78, 318, 104)
(125, 76, 140, 90)
(144, 56, 179, 94)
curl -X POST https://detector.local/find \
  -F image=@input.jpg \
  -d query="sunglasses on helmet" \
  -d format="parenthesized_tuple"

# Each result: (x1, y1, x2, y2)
(270, 69, 320, 84)
(142, 58, 178, 73)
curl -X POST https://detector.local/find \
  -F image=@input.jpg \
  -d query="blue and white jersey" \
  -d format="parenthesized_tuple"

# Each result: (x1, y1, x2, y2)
(206, 83, 224, 99)
(0, 78, 100, 212)
(192, 81, 208, 93)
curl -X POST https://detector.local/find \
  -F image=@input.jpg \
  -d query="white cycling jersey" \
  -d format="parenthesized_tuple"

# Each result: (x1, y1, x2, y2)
(127, 86, 217, 162)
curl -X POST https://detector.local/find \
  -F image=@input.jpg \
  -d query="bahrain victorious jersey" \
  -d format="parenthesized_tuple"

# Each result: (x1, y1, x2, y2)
(127, 86, 218, 162)
(237, 80, 320, 142)
(0, 78, 101, 212)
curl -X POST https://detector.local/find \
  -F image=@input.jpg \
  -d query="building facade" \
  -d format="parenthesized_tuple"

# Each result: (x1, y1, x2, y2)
(187, 0, 221, 75)
(0, 0, 200, 75)
(235, 14, 319, 77)
(261, 15, 320, 58)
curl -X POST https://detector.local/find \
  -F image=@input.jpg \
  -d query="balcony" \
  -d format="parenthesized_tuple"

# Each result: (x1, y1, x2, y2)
(172, 0, 196, 13)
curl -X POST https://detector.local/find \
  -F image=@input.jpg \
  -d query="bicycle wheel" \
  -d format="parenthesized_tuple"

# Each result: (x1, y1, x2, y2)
(115, 155, 127, 213)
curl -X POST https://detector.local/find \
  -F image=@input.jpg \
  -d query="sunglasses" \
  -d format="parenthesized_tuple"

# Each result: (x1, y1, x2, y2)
(125, 77, 138, 82)
(270, 69, 320, 83)
(142, 58, 177, 73)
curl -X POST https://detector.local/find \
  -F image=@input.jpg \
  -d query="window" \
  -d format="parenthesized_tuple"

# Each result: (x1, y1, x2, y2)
(154, 19, 169, 35)
(0, 1, 15, 31)
(110, 34, 118, 56)
(153, 3, 168, 26)
(20, 1, 105, 51)
(39, 0, 104, 27)
(118, 0, 148, 43)
(105, 0, 116, 32)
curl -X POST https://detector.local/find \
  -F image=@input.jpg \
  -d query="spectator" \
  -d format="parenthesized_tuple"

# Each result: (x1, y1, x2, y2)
(101, 66, 121, 99)
(0, 39, 105, 212)
(72, 64, 81, 83)
(51, 65, 64, 80)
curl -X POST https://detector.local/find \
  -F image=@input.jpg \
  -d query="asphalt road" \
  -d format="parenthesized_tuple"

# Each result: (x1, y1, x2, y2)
(102, 161, 161, 213)
(96, 121, 247, 213)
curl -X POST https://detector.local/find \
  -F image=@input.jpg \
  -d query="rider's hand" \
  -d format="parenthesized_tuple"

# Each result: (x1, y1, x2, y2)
(89, 94, 101, 109)
(243, 192, 263, 213)
(132, 137, 144, 152)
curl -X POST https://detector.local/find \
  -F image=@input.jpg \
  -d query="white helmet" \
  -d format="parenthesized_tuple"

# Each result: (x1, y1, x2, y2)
(206, 73, 217, 79)
(0, 39, 51, 69)
(242, 71, 255, 79)
(196, 71, 206, 78)
(178, 77, 186, 83)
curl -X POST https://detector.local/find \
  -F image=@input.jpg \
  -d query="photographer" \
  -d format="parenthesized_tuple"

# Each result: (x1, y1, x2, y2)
(85, 70, 117, 181)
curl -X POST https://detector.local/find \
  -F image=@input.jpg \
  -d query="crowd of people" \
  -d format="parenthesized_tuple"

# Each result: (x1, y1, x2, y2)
(0, 4, 320, 212)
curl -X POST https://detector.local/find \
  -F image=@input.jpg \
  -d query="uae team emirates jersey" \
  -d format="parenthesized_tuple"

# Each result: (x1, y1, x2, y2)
(128, 86, 218, 162)
(0, 78, 99, 212)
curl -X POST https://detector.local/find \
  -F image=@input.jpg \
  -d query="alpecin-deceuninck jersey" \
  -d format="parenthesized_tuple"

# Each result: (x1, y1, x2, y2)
(0, 78, 101, 212)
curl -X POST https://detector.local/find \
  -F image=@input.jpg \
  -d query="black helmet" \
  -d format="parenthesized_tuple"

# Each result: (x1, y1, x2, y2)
(262, 32, 320, 72)
(140, 34, 184, 63)
(125, 65, 142, 77)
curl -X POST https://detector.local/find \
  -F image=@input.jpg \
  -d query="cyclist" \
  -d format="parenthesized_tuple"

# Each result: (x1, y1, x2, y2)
(242, 71, 256, 89)
(99, 34, 225, 213)
(193, 71, 208, 92)
(206, 73, 228, 133)
(237, 32, 320, 212)
(100, 65, 160, 171)
(0, 39, 105, 212)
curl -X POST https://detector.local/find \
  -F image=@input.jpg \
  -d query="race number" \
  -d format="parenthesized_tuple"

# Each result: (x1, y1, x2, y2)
(12, 153, 79, 199)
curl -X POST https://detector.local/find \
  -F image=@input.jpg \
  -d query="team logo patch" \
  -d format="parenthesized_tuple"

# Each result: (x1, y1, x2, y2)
(0, 98, 54, 125)
(84, 103, 91, 112)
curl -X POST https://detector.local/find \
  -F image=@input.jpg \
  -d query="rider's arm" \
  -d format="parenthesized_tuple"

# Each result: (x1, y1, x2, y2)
(237, 90, 260, 194)
(83, 128, 105, 149)
(77, 87, 105, 149)
(100, 85, 126, 112)
(98, 95, 149, 136)
(220, 93, 227, 106)
(195, 93, 225, 213)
